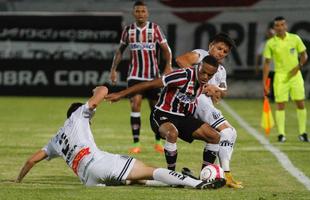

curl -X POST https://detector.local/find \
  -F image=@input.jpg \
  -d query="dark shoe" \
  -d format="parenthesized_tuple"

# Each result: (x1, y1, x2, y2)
(182, 167, 199, 180)
(278, 134, 286, 142)
(298, 133, 309, 142)
(195, 178, 226, 189)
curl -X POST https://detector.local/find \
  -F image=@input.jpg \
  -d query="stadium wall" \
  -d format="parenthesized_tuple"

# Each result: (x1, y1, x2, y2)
(0, 0, 309, 98)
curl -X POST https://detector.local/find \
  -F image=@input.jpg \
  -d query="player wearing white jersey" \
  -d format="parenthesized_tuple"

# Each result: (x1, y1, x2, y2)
(15, 86, 225, 189)
(176, 33, 243, 189)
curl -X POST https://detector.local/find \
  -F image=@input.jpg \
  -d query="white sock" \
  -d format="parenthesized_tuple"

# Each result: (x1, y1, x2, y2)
(153, 168, 202, 188)
(145, 180, 168, 187)
(218, 127, 237, 171)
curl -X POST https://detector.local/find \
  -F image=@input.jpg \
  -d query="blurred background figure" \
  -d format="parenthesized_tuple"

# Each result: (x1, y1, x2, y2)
(263, 16, 308, 143)
(255, 25, 275, 101)
(109, 1, 172, 154)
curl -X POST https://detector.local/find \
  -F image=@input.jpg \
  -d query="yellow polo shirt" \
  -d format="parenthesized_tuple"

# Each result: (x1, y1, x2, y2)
(263, 32, 306, 74)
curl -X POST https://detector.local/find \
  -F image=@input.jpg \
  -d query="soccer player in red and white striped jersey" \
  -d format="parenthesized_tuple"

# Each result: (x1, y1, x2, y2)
(110, 0, 172, 154)
(106, 55, 222, 173)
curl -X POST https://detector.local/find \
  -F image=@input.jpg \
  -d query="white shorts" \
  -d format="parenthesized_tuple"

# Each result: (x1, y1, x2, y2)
(82, 151, 136, 186)
(194, 94, 226, 129)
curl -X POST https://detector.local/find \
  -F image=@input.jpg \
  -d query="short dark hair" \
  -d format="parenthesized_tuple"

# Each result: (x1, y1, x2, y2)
(211, 32, 236, 49)
(67, 102, 83, 118)
(274, 16, 286, 22)
(134, 0, 146, 7)
(202, 55, 219, 68)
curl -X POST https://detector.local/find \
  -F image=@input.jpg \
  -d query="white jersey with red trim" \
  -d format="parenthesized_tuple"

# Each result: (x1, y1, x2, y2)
(121, 21, 167, 81)
(42, 103, 103, 177)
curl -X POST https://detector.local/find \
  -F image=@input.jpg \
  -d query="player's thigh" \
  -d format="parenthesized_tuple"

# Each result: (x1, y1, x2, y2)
(192, 123, 220, 144)
(273, 73, 289, 102)
(126, 159, 155, 180)
(195, 101, 226, 129)
(290, 72, 305, 101)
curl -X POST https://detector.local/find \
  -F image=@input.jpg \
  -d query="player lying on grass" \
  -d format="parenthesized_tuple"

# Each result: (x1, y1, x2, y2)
(15, 86, 225, 189)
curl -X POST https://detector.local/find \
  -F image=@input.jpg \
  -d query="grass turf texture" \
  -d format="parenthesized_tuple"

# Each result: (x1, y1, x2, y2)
(0, 97, 309, 200)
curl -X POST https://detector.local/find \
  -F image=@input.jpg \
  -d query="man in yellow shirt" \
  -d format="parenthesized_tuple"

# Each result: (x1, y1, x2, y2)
(263, 16, 308, 142)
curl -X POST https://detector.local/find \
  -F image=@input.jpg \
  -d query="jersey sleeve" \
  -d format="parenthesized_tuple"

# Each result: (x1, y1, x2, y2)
(70, 103, 96, 122)
(162, 69, 188, 87)
(263, 40, 272, 59)
(154, 24, 167, 44)
(192, 49, 209, 64)
(120, 25, 130, 45)
(295, 35, 306, 53)
(219, 66, 227, 88)
(42, 138, 61, 161)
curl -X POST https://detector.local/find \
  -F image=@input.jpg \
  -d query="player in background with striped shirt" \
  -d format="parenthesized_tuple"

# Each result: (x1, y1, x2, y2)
(106, 56, 228, 178)
(176, 33, 243, 188)
(109, 0, 172, 154)
(15, 86, 225, 189)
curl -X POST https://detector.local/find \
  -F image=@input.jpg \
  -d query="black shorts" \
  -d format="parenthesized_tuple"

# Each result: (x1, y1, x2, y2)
(150, 109, 204, 143)
(128, 79, 160, 100)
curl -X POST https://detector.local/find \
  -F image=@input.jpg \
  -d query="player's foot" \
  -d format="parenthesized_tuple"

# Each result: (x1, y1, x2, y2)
(298, 133, 309, 142)
(154, 141, 164, 153)
(182, 167, 199, 180)
(225, 172, 243, 189)
(278, 134, 286, 143)
(129, 142, 141, 154)
(195, 178, 226, 189)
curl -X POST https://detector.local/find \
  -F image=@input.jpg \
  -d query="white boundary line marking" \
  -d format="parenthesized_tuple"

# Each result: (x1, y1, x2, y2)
(220, 101, 310, 191)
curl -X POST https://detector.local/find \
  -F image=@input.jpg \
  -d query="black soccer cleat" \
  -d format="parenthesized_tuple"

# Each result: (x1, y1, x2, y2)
(298, 133, 309, 142)
(182, 167, 199, 180)
(195, 178, 226, 189)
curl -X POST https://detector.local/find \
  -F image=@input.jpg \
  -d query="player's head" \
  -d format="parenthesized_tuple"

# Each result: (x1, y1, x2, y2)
(133, 1, 148, 25)
(67, 102, 83, 118)
(209, 33, 235, 62)
(273, 16, 287, 36)
(198, 55, 219, 85)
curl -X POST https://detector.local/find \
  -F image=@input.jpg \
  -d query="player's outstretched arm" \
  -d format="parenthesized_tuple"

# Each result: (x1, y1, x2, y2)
(88, 86, 109, 110)
(16, 150, 48, 183)
(175, 51, 200, 68)
(105, 78, 164, 102)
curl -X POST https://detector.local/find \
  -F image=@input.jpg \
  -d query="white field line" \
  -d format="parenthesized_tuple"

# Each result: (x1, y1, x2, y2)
(220, 101, 310, 191)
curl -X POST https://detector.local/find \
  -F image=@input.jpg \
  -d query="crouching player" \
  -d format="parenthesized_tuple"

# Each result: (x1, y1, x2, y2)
(176, 33, 243, 188)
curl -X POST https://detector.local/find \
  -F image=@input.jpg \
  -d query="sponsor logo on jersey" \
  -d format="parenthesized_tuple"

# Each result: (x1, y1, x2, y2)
(129, 42, 155, 50)
(176, 92, 196, 103)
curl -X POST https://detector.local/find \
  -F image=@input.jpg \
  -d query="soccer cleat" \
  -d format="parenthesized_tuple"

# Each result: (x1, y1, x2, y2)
(225, 172, 243, 189)
(154, 142, 164, 153)
(298, 133, 309, 142)
(129, 142, 141, 154)
(278, 134, 286, 143)
(182, 167, 199, 180)
(195, 178, 226, 189)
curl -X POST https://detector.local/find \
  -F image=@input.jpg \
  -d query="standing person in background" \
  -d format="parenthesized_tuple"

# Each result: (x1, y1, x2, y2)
(255, 26, 275, 101)
(109, 0, 172, 153)
(176, 33, 243, 189)
(263, 16, 308, 142)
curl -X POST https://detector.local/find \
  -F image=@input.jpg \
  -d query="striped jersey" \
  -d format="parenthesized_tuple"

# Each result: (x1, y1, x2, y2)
(42, 103, 103, 177)
(121, 21, 167, 81)
(155, 67, 202, 116)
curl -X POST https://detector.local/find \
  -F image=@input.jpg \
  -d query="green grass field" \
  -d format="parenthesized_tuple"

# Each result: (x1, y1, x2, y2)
(0, 97, 309, 200)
